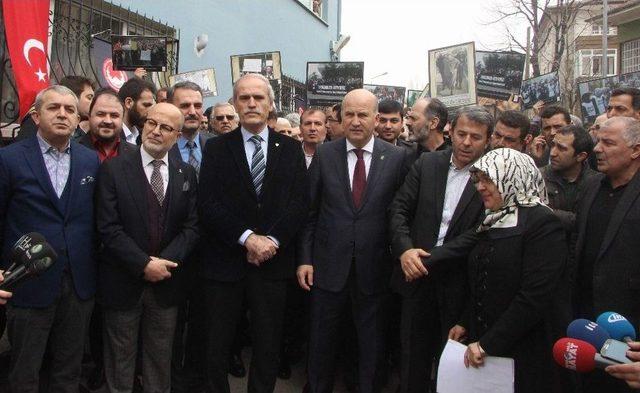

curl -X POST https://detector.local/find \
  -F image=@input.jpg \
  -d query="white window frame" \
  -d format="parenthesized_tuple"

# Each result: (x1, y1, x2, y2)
(590, 24, 618, 36)
(622, 39, 640, 74)
(576, 49, 617, 77)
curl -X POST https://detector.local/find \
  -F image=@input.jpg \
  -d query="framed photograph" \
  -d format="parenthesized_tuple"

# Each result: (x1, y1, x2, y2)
(230, 51, 282, 83)
(577, 71, 640, 124)
(406, 89, 422, 108)
(475, 51, 526, 100)
(169, 68, 218, 97)
(111, 35, 168, 71)
(363, 84, 406, 104)
(520, 71, 560, 109)
(306, 61, 364, 106)
(429, 42, 476, 107)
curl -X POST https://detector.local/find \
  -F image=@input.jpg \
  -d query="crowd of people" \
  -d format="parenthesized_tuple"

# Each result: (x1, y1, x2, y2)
(2, 70, 640, 393)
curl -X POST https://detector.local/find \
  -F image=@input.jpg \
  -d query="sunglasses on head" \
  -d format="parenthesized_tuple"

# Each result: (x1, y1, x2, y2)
(215, 115, 235, 121)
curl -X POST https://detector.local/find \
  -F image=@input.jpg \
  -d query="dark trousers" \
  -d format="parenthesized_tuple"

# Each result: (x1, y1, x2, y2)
(7, 273, 94, 393)
(307, 280, 390, 393)
(204, 270, 287, 393)
(103, 287, 178, 393)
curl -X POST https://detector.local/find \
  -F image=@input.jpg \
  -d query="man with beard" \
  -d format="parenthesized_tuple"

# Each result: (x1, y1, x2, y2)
(79, 88, 136, 163)
(211, 103, 239, 136)
(405, 98, 449, 163)
(118, 77, 157, 145)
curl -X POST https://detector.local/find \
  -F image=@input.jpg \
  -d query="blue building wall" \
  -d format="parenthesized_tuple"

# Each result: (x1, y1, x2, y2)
(115, 0, 340, 105)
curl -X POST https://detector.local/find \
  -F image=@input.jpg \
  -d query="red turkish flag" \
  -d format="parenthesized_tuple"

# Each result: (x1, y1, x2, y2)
(2, 0, 50, 119)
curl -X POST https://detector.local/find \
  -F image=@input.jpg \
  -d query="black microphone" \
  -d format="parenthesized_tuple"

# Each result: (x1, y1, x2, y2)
(0, 240, 57, 291)
(5, 232, 46, 274)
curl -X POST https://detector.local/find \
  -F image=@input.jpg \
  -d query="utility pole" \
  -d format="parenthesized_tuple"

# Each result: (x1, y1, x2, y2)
(603, 0, 609, 79)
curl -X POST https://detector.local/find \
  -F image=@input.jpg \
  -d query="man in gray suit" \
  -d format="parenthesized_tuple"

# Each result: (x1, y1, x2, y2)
(297, 89, 409, 393)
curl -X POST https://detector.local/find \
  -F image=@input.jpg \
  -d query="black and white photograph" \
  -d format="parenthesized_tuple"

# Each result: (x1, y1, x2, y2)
(578, 71, 640, 124)
(475, 51, 526, 100)
(429, 42, 476, 107)
(111, 35, 168, 71)
(406, 89, 422, 108)
(169, 68, 218, 97)
(520, 71, 561, 109)
(363, 84, 406, 104)
(230, 51, 282, 83)
(306, 61, 364, 106)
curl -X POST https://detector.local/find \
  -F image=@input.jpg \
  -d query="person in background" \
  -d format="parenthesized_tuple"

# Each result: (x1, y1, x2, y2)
(325, 103, 344, 140)
(299, 109, 327, 168)
(157, 87, 169, 103)
(405, 98, 449, 163)
(211, 103, 239, 136)
(376, 99, 408, 148)
(529, 106, 570, 167)
(118, 77, 157, 145)
(490, 110, 531, 152)
(606, 87, 640, 120)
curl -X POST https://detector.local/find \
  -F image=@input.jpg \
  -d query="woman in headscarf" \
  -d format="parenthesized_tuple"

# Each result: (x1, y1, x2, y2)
(442, 148, 568, 393)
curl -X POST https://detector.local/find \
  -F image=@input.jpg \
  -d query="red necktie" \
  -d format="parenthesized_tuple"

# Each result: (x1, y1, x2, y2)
(352, 149, 366, 209)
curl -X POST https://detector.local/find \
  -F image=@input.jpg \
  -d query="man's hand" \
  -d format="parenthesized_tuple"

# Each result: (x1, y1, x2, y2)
(532, 100, 545, 116)
(0, 271, 12, 305)
(399, 248, 430, 282)
(448, 324, 467, 342)
(529, 135, 547, 160)
(134, 67, 147, 79)
(296, 265, 314, 291)
(245, 234, 278, 264)
(606, 341, 640, 389)
(143, 257, 177, 282)
(464, 342, 486, 369)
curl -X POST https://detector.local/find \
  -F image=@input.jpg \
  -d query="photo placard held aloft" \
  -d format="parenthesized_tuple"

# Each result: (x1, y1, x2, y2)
(429, 42, 476, 108)
(520, 71, 561, 109)
(169, 68, 218, 97)
(306, 61, 364, 106)
(475, 51, 526, 101)
(364, 84, 406, 104)
(111, 35, 168, 72)
(230, 51, 282, 83)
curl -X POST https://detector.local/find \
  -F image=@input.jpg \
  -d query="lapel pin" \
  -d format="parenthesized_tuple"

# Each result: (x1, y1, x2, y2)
(380, 155, 385, 160)
(178, 168, 183, 174)
(275, 143, 280, 147)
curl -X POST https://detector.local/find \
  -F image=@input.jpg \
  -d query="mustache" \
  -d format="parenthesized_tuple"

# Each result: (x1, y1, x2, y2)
(185, 114, 200, 121)
(97, 122, 115, 129)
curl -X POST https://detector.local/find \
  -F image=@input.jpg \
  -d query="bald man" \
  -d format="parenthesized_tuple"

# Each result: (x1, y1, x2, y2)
(298, 89, 409, 393)
(96, 102, 200, 393)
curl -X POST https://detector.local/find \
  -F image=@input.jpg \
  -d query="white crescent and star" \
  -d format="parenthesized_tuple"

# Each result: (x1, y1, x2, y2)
(22, 38, 48, 82)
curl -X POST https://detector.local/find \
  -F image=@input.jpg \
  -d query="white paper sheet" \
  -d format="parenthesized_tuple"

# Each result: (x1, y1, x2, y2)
(437, 339, 514, 393)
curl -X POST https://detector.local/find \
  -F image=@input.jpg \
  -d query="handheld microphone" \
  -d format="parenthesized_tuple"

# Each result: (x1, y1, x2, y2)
(0, 240, 57, 291)
(596, 312, 637, 343)
(553, 338, 620, 373)
(5, 232, 46, 274)
(567, 319, 611, 351)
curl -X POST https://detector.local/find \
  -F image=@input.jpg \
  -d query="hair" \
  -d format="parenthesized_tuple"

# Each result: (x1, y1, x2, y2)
(59, 75, 96, 98)
(34, 85, 78, 112)
(301, 108, 326, 122)
(451, 106, 494, 138)
(557, 125, 594, 156)
(232, 73, 275, 103)
(424, 98, 448, 132)
(285, 112, 301, 127)
(117, 77, 157, 102)
(540, 105, 571, 124)
(332, 103, 342, 122)
(267, 110, 278, 121)
(167, 81, 203, 103)
(496, 110, 530, 140)
(603, 116, 640, 147)
(378, 99, 404, 117)
(89, 87, 124, 114)
(157, 87, 168, 95)
(610, 87, 640, 111)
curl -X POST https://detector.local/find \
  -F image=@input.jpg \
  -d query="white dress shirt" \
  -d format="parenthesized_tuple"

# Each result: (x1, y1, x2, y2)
(436, 157, 472, 246)
(346, 136, 375, 189)
(141, 146, 169, 196)
(123, 123, 140, 145)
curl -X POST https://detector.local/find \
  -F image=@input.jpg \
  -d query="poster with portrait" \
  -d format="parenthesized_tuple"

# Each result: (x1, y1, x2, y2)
(111, 35, 168, 71)
(577, 71, 640, 124)
(429, 42, 476, 107)
(230, 51, 282, 83)
(475, 51, 526, 100)
(363, 84, 406, 104)
(306, 61, 364, 106)
(406, 89, 422, 108)
(169, 68, 218, 97)
(520, 71, 560, 109)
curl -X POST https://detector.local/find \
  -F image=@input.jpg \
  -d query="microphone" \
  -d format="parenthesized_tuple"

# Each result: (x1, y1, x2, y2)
(567, 319, 611, 351)
(6, 232, 47, 274)
(0, 240, 57, 291)
(597, 312, 637, 343)
(553, 338, 620, 372)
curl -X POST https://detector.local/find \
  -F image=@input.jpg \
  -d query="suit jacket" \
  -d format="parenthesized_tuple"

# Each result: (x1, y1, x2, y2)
(96, 148, 199, 310)
(0, 136, 100, 307)
(168, 131, 215, 165)
(198, 127, 309, 282)
(574, 170, 640, 333)
(299, 137, 409, 295)
(77, 132, 137, 157)
(389, 149, 484, 298)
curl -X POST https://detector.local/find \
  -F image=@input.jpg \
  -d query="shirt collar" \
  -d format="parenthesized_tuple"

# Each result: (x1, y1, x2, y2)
(346, 136, 375, 154)
(140, 145, 169, 168)
(241, 126, 269, 144)
(178, 132, 199, 149)
(449, 154, 473, 173)
(123, 123, 139, 138)
(36, 131, 70, 154)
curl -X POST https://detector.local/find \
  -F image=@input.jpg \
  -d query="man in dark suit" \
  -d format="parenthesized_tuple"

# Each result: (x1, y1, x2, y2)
(388, 106, 491, 393)
(574, 116, 640, 393)
(297, 89, 408, 393)
(198, 73, 309, 393)
(0, 85, 100, 393)
(405, 98, 450, 163)
(118, 77, 157, 145)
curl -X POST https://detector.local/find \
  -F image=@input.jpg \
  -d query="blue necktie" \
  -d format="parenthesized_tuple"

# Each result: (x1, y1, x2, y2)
(250, 135, 266, 195)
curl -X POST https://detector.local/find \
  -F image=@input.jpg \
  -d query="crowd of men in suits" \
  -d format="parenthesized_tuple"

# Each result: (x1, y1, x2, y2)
(2, 71, 640, 393)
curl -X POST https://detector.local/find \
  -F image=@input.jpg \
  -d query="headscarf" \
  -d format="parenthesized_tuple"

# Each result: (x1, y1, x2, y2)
(472, 148, 548, 232)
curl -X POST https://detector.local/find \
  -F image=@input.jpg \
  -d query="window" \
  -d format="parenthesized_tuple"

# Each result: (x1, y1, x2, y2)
(622, 39, 640, 73)
(591, 24, 617, 35)
(297, 0, 324, 20)
(576, 49, 617, 77)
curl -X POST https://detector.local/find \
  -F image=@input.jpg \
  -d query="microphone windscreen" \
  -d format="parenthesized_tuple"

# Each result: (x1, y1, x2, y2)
(553, 338, 597, 373)
(9, 232, 46, 265)
(27, 256, 55, 275)
(567, 319, 610, 350)
(597, 312, 637, 341)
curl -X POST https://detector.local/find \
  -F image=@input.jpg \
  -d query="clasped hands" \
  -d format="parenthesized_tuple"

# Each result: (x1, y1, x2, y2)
(400, 248, 430, 282)
(245, 233, 278, 266)
(447, 325, 486, 368)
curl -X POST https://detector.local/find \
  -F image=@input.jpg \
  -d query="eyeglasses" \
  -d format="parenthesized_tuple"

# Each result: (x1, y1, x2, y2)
(215, 115, 235, 121)
(144, 118, 176, 134)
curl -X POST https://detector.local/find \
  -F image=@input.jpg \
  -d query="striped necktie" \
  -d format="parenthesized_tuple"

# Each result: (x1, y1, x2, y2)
(250, 135, 266, 196)
(186, 140, 200, 177)
(150, 159, 165, 205)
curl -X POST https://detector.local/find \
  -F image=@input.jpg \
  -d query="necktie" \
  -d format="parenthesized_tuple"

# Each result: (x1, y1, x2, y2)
(150, 159, 165, 205)
(186, 140, 200, 177)
(250, 135, 266, 196)
(352, 149, 366, 209)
